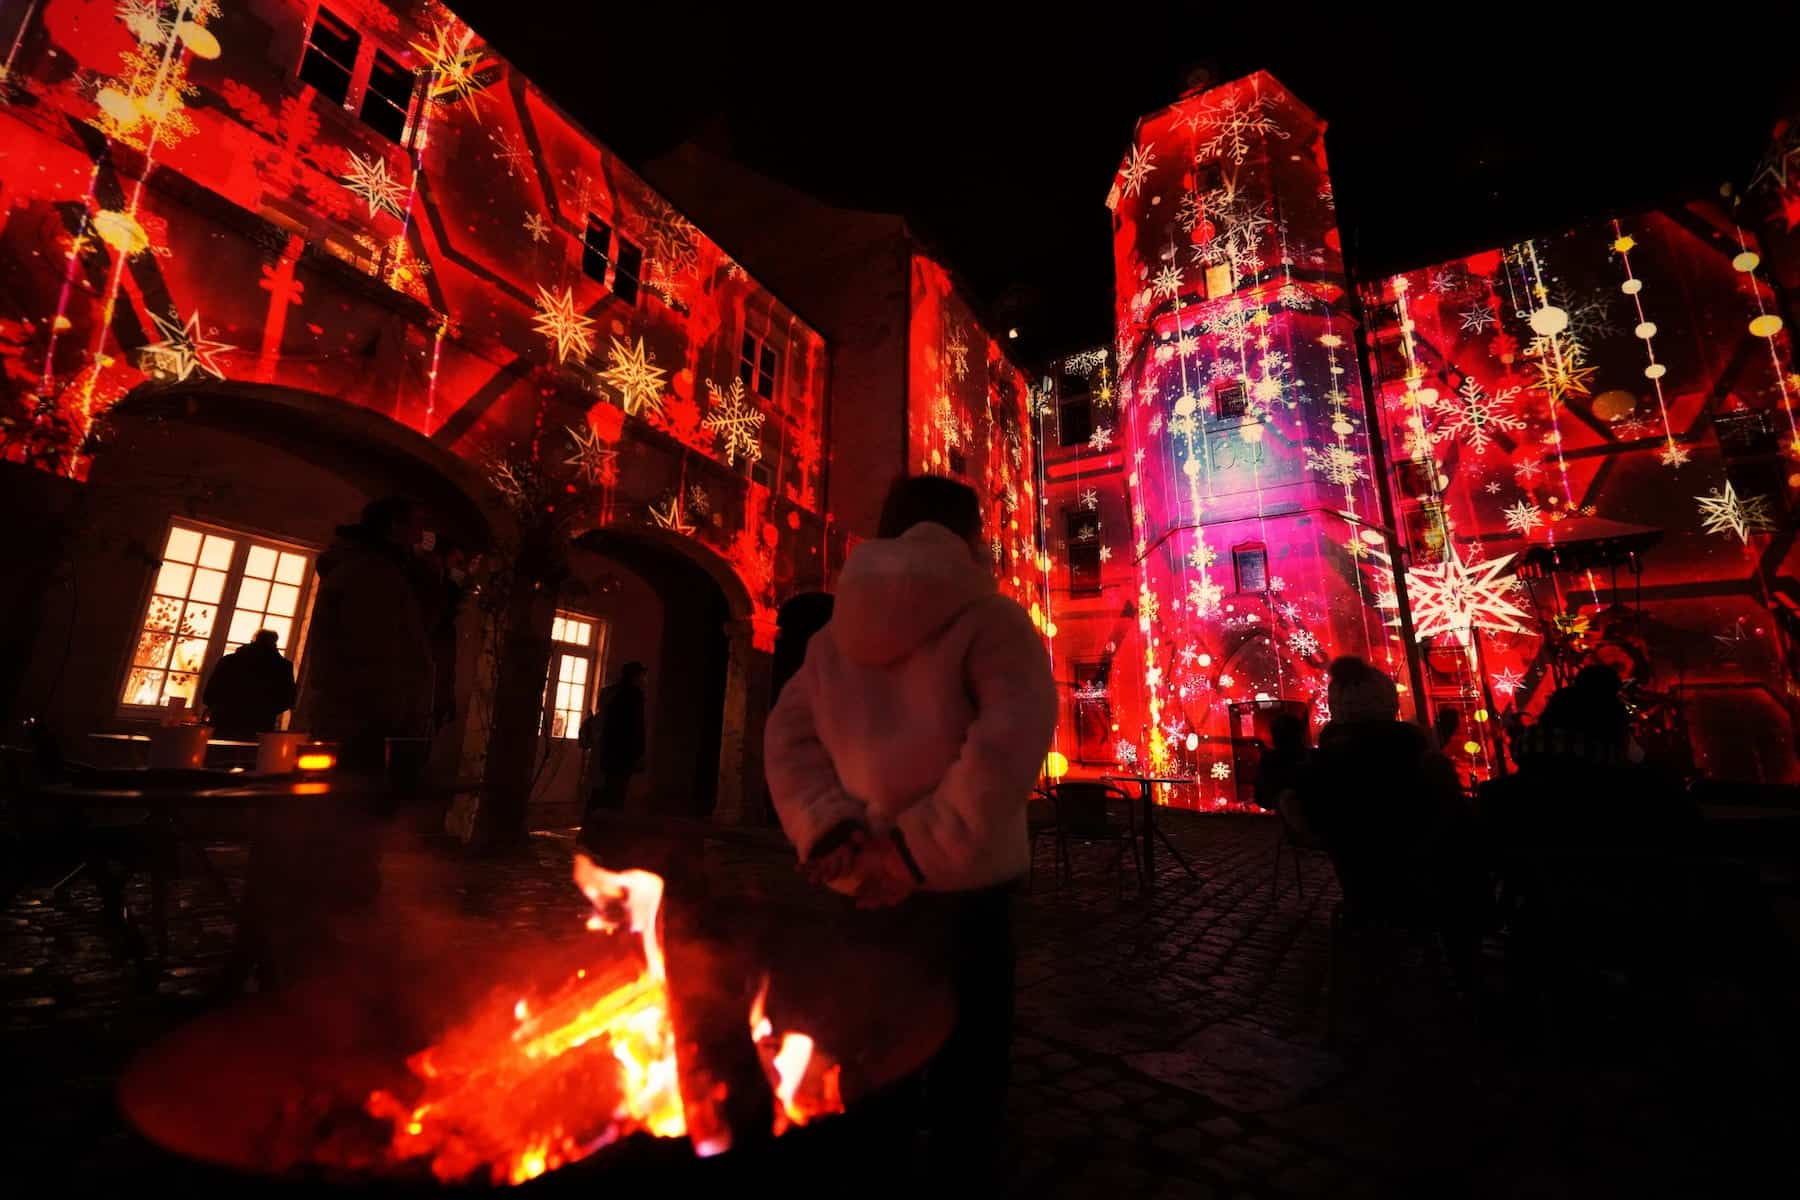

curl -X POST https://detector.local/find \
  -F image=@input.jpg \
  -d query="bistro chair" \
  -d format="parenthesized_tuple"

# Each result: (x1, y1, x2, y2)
(1046, 781, 1142, 898)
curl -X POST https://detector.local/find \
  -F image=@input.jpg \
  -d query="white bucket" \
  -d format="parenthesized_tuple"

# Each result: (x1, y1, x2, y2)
(256, 731, 309, 775)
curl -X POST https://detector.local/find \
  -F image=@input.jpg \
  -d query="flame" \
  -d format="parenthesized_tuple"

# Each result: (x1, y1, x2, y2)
(365, 856, 691, 1184)
(747, 976, 845, 1134)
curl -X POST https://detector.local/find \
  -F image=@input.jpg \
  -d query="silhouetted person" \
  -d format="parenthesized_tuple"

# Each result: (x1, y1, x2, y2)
(295, 497, 435, 774)
(1482, 665, 1696, 856)
(1254, 711, 1310, 815)
(771, 592, 835, 705)
(1296, 656, 1484, 984)
(202, 629, 296, 738)
(765, 474, 1057, 1183)
(408, 536, 468, 733)
(1433, 705, 1462, 753)
(580, 661, 647, 818)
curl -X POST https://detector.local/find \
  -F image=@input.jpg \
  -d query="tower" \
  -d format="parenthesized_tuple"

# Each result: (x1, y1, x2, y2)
(1104, 71, 1407, 800)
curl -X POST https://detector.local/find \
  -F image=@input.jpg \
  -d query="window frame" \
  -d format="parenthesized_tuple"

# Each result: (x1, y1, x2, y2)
(738, 331, 782, 403)
(1231, 541, 1268, 594)
(543, 609, 606, 741)
(117, 519, 318, 718)
(298, 5, 360, 106)
(1065, 510, 1103, 595)
(358, 45, 416, 143)
(1213, 381, 1249, 421)
(1058, 387, 1094, 448)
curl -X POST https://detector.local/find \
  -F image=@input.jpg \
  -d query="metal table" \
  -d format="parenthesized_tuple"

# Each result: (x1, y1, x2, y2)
(1102, 774, 1200, 886)
(87, 731, 260, 768)
(21, 774, 338, 969)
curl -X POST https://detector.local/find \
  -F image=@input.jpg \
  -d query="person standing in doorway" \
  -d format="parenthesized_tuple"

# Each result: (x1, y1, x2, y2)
(580, 661, 647, 820)
(202, 629, 296, 739)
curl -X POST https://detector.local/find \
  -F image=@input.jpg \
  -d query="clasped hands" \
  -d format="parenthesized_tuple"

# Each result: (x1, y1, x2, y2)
(800, 822, 917, 909)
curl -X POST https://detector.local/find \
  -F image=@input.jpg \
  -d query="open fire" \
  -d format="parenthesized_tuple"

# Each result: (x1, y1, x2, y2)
(362, 855, 840, 1185)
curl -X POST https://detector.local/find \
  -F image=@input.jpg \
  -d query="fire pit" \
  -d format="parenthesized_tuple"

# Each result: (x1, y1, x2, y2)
(118, 854, 954, 1187)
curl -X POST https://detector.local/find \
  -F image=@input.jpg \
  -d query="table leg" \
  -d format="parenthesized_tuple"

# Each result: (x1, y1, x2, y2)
(1139, 789, 1156, 886)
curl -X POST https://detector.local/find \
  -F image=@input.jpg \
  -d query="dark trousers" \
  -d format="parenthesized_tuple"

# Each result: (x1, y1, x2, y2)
(588, 765, 632, 814)
(922, 884, 1016, 1179)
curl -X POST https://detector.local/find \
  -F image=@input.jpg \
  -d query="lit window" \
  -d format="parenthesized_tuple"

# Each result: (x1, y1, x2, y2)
(738, 333, 781, 402)
(122, 523, 315, 711)
(545, 610, 605, 740)
(299, 7, 360, 105)
(360, 47, 414, 142)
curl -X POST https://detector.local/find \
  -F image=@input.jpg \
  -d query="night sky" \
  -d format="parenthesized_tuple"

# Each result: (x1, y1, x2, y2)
(450, 1, 1797, 361)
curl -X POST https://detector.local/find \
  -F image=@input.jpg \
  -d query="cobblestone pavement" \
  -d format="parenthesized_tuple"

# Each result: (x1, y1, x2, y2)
(4, 810, 1797, 1195)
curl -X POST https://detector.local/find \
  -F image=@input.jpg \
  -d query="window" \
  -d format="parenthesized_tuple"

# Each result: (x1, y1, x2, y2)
(1058, 387, 1093, 447)
(1232, 542, 1268, 593)
(299, 7, 359, 105)
(545, 611, 605, 740)
(1203, 262, 1235, 300)
(1066, 510, 1102, 594)
(122, 523, 314, 711)
(738, 333, 780, 402)
(360, 47, 414, 142)
(1214, 381, 1248, 420)
(613, 237, 642, 306)
(580, 217, 642, 306)
(582, 216, 612, 285)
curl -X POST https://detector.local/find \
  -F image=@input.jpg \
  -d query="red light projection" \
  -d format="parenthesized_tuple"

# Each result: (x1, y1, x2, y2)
(1093, 72, 1402, 808)
(907, 254, 1044, 618)
(0, 0, 827, 645)
(1363, 206, 1800, 783)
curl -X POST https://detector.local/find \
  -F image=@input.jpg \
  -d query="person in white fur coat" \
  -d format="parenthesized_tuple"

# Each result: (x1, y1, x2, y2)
(765, 474, 1056, 1175)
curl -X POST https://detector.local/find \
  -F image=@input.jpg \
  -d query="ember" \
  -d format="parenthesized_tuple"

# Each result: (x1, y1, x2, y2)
(365, 856, 698, 1184)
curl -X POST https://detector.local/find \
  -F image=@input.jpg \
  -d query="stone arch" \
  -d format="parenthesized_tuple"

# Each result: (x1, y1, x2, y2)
(103, 379, 512, 549)
(570, 524, 765, 824)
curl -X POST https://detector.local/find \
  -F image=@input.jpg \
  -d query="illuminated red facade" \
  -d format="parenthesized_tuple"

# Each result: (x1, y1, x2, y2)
(1070, 71, 1404, 807)
(0, 0, 833, 636)
(1362, 205, 1800, 783)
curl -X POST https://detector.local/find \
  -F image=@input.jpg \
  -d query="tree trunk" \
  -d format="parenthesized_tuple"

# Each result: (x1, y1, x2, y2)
(474, 542, 561, 849)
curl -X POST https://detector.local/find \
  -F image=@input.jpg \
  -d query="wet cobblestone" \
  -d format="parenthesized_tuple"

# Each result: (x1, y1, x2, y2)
(4, 812, 1797, 1194)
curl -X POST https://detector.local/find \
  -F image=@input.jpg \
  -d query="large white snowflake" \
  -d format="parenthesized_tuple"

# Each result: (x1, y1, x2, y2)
(1697, 482, 1777, 543)
(1304, 444, 1366, 487)
(1079, 487, 1100, 510)
(563, 423, 616, 485)
(1659, 442, 1691, 468)
(1188, 576, 1223, 615)
(1188, 89, 1288, 164)
(601, 336, 667, 417)
(1098, 545, 1113, 563)
(1402, 543, 1532, 642)
(139, 309, 233, 382)
(702, 377, 765, 465)
(1433, 375, 1525, 454)
(531, 285, 595, 363)
(1289, 629, 1319, 656)
(340, 151, 408, 219)
(1210, 761, 1232, 781)
(1114, 740, 1140, 767)
(523, 212, 551, 243)
(1502, 501, 1543, 535)
(1088, 424, 1115, 452)
(1118, 142, 1157, 197)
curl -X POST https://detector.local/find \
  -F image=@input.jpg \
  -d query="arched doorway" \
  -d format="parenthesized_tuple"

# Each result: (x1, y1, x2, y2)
(568, 526, 760, 824)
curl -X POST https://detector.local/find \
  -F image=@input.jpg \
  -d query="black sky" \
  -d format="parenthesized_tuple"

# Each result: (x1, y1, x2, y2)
(449, 1, 1798, 361)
